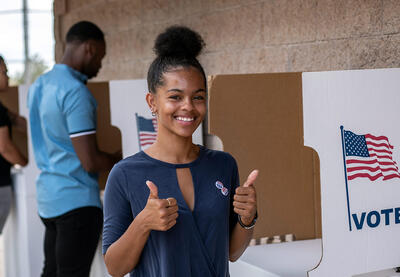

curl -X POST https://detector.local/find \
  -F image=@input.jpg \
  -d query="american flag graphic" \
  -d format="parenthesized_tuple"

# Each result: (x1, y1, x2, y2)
(135, 113, 157, 150)
(343, 129, 400, 181)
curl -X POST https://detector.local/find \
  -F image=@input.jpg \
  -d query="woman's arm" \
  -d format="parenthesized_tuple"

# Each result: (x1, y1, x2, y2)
(0, 126, 27, 166)
(104, 181, 178, 277)
(229, 215, 255, 261)
(229, 170, 258, 262)
(104, 210, 151, 277)
(7, 110, 27, 133)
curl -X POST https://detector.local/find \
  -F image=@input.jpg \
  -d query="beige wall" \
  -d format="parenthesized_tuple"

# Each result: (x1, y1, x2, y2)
(54, 0, 400, 81)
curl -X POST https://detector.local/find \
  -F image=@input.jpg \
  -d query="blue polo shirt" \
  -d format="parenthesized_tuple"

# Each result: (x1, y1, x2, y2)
(28, 64, 101, 218)
(103, 146, 239, 277)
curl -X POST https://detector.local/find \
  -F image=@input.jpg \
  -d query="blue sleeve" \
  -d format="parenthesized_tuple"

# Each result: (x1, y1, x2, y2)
(229, 157, 240, 234)
(63, 86, 97, 136)
(102, 165, 133, 255)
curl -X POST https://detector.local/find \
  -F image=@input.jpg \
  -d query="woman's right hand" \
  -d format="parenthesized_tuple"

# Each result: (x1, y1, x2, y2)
(142, 180, 179, 231)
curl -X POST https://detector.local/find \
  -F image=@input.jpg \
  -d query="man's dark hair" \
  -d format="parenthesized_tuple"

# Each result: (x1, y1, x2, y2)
(66, 21, 104, 43)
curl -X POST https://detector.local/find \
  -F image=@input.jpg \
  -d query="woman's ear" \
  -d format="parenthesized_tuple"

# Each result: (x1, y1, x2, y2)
(146, 92, 156, 113)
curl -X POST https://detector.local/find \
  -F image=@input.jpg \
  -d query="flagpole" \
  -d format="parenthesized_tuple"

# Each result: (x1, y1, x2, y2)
(340, 125, 352, 231)
(135, 113, 142, 151)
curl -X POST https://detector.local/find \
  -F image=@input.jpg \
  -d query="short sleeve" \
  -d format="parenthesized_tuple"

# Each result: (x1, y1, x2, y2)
(63, 86, 97, 137)
(229, 157, 240, 234)
(102, 165, 133, 255)
(0, 102, 10, 127)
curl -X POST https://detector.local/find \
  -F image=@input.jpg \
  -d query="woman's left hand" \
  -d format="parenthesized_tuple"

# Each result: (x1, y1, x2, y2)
(233, 170, 258, 226)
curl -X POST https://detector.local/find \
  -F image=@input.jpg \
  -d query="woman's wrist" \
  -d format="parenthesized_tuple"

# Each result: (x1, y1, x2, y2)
(134, 210, 152, 234)
(239, 216, 254, 226)
(238, 211, 258, 229)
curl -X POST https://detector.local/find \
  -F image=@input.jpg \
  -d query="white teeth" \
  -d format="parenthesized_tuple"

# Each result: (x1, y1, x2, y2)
(176, 116, 194, 122)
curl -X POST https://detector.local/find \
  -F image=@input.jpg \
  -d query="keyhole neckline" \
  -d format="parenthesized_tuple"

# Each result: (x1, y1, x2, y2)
(141, 145, 205, 168)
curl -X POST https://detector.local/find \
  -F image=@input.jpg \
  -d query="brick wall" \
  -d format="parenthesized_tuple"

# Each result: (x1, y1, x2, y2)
(54, 0, 400, 81)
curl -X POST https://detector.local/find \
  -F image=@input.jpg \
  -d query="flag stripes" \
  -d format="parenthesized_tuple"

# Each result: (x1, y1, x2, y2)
(343, 129, 400, 181)
(136, 114, 157, 150)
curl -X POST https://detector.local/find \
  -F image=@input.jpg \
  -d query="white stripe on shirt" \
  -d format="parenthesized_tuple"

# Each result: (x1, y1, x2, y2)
(69, 130, 96, 138)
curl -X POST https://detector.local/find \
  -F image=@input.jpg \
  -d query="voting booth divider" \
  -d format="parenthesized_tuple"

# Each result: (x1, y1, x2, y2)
(303, 69, 400, 276)
(2, 68, 400, 276)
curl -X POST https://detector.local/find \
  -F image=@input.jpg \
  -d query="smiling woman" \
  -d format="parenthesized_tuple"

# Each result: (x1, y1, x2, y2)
(102, 26, 259, 277)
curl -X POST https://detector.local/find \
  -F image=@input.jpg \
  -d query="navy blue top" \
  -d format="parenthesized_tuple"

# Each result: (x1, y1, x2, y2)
(103, 146, 239, 277)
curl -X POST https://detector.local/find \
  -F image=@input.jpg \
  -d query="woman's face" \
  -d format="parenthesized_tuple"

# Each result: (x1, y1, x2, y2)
(149, 66, 206, 139)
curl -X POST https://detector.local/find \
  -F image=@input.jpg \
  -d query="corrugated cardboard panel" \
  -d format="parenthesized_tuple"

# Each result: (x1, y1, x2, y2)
(0, 86, 28, 159)
(208, 73, 321, 240)
(87, 82, 122, 190)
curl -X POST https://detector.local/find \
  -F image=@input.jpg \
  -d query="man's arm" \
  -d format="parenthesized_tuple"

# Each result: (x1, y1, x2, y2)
(0, 126, 27, 166)
(71, 133, 121, 173)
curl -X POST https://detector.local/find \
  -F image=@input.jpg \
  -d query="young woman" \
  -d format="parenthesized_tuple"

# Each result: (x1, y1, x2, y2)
(103, 26, 258, 277)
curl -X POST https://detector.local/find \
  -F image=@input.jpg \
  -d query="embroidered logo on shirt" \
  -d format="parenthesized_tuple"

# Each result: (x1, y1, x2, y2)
(215, 181, 229, 196)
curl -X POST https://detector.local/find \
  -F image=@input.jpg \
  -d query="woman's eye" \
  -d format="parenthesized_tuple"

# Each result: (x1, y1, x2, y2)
(194, 95, 205, 100)
(169, 95, 180, 100)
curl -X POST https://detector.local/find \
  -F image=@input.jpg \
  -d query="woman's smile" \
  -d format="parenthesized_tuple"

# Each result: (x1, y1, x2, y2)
(174, 116, 196, 126)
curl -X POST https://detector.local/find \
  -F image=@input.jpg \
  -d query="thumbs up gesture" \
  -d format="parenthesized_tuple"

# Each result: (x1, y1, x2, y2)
(233, 170, 258, 226)
(143, 180, 179, 231)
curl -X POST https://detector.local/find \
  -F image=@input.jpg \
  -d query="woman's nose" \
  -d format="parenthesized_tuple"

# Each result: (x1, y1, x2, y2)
(182, 98, 194, 111)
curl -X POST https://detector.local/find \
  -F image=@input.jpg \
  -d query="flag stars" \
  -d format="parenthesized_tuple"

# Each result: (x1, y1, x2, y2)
(344, 131, 369, 157)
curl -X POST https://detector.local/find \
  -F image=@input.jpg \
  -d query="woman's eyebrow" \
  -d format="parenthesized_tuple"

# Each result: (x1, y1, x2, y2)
(167, 88, 205, 93)
(167, 88, 184, 93)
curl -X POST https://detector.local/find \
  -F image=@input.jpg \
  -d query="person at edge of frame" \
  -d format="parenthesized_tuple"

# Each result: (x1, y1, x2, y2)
(0, 55, 28, 234)
(27, 21, 121, 277)
(102, 25, 259, 277)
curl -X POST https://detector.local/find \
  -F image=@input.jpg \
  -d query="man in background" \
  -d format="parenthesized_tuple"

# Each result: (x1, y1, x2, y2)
(0, 56, 27, 233)
(28, 21, 120, 277)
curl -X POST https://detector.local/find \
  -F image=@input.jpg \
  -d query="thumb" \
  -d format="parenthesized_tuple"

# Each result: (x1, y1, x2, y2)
(146, 180, 159, 199)
(243, 169, 259, 187)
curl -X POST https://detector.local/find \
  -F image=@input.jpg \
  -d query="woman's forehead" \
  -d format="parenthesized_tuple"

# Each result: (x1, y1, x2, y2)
(163, 68, 204, 86)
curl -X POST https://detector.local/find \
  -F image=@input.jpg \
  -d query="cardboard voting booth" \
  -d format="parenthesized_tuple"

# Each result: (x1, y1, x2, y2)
(208, 73, 323, 277)
(209, 70, 400, 277)
(87, 82, 122, 190)
(208, 73, 322, 241)
(303, 68, 400, 276)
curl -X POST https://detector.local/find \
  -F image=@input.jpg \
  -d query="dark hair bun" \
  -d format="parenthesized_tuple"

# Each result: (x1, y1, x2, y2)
(154, 26, 205, 59)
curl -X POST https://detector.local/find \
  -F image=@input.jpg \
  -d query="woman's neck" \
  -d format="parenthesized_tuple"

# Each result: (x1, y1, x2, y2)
(144, 130, 199, 164)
